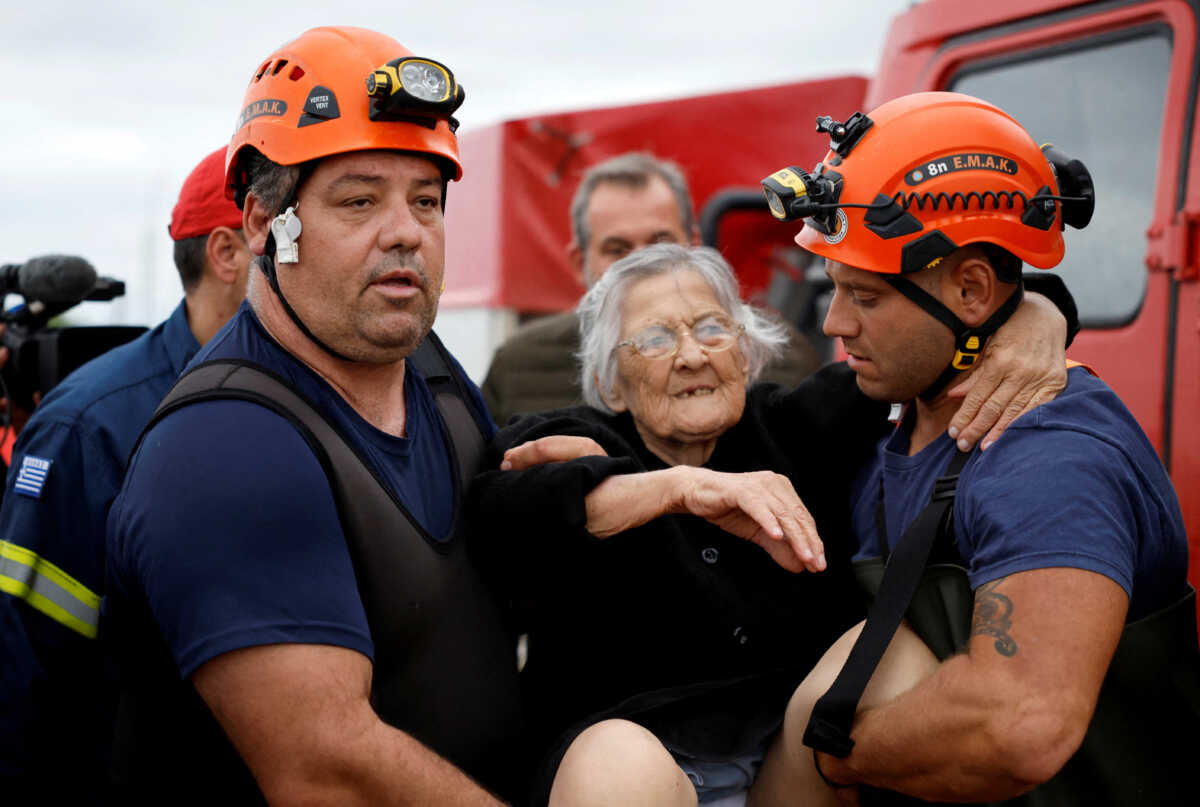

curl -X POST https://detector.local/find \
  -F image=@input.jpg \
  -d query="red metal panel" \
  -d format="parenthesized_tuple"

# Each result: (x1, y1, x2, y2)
(869, 0, 1196, 448)
(1173, 278, 1200, 606)
(880, 0, 1091, 62)
(1065, 274, 1171, 447)
(444, 76, 869, 312)
(870, 0, 1142, 106)
(1170, 0, 1200, 618)
(442, 123, 506, 308)
(876, 0, 1200, 627)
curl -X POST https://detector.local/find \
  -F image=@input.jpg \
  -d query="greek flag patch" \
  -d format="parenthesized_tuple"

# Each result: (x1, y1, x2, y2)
(14, 455, 52, 499)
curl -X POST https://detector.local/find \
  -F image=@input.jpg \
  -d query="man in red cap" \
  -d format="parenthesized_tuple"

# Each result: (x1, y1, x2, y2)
(165, 146, 256, 343)
(0, 146, 252, 793)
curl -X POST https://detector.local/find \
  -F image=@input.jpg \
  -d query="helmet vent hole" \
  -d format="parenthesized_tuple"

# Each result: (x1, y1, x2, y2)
(253, 60, 271, 81)
(272, 59, 289, 76)
(289, 65, 306, 81)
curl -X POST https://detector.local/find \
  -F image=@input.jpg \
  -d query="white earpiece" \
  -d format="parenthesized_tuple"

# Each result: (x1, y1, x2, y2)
(271, 206, 303, 264)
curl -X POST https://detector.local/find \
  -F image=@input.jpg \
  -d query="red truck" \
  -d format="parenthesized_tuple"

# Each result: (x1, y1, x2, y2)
(443, 0, 1198, 620)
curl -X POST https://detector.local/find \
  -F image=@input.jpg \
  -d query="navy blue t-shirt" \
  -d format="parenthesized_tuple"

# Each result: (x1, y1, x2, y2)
(0, 300, 197, 778)
(850, 368, 1188, 622)
(106, 302, 494, 678)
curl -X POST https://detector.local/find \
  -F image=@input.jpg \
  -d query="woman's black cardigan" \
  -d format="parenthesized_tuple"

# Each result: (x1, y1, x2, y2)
(469, 363, 889, 783)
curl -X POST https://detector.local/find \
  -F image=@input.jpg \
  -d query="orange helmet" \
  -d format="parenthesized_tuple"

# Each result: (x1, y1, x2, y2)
(762, 92, 1094, 398)
(762, 92, 1093, 276)
(225, 26, 465, 202)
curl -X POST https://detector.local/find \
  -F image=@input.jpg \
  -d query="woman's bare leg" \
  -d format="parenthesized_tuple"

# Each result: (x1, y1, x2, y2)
(549, 718, 698, 807)
(748, 621, 939, 807)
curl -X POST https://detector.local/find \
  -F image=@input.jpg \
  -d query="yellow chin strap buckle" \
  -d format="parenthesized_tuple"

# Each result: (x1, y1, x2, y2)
(952, 335, 982, 370)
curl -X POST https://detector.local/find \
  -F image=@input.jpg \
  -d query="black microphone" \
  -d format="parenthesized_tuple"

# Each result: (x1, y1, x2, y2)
(0, 255, 98, 303)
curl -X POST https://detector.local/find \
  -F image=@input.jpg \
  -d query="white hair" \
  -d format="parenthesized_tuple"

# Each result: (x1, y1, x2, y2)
(577, 243, 789, 412)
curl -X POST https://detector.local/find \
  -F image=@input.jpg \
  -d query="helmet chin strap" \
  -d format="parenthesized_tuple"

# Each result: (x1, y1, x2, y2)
(252, 164, 358, 363)
(252, 160, 452, 365)
(255, 246, 356, 364)
(881, 276, 1024, 401)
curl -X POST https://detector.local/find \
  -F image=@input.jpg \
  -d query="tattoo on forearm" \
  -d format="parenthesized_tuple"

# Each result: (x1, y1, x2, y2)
(972, 580, 1018, 656)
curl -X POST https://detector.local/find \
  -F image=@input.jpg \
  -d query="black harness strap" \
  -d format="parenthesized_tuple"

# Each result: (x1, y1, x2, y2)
(873, 478, 892, 559)
(804, 449, 972, 758)
(111, 332, 527, 797)
(407, 330, 487, 490)
(128, 332, 488, 551)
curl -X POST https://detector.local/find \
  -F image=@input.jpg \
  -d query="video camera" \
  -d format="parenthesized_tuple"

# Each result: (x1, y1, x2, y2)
(1, 255, 147, 413)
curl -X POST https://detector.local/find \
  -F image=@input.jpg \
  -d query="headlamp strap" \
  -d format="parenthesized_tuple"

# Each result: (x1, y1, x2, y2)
(882, 275, 1024, 400)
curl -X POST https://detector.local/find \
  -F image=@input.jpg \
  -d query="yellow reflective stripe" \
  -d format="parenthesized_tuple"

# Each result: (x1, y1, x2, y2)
(0, 541, 100, 608)
(0, 540, 100, 639)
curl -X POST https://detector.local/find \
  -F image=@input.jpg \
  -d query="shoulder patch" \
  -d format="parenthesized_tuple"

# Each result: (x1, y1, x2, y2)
(14, 455, 52, 498)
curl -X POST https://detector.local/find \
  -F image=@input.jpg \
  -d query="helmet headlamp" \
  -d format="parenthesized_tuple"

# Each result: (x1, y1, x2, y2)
(761, 165, 844, 233)
(367, 56, 465, 125)
(400, 60, 450, 101)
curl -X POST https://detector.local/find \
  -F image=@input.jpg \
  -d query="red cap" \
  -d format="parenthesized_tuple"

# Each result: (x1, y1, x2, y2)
(169, 147, 245, 240)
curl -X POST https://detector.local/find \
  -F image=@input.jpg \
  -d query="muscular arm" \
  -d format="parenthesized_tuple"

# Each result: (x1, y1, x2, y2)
(819, 567, 1128, 802)
(193, 643, 504, 806)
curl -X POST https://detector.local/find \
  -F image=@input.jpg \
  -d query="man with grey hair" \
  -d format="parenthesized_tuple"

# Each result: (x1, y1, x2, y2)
(481, 151, 820, 426)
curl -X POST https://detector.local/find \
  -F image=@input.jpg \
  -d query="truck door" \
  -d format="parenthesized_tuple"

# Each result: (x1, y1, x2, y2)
(890, 0, 1199, 613)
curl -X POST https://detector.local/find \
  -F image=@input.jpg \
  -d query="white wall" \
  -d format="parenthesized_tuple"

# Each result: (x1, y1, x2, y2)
(433, 306, 519, 385)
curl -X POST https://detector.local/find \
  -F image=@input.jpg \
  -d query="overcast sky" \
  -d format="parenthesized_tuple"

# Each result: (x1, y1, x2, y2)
(0, 0, 912, 327)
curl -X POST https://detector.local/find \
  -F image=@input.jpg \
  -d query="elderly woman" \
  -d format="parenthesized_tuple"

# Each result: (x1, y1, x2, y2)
(470, 244, 1072, 807)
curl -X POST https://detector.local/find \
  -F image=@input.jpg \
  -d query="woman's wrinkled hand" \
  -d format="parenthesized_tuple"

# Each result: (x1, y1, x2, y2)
(673, 468, 826, 574)
(500, 435, 608, 470)
(947, 291, 1067, 452)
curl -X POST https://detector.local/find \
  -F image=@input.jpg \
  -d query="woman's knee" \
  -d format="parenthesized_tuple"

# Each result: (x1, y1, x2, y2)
(549, 719, 696, 807)
(782, 620, 939, 739)
(782, 620, 867, 736)
(859, 621, 939, 709)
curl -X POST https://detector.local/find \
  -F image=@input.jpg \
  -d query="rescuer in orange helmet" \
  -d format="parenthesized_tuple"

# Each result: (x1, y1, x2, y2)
(223, 25, 465, 362)
(751, 92, 1195, 806)
(105, 27, 523, 803)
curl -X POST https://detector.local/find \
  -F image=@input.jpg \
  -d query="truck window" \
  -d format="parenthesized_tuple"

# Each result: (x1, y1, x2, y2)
(950, 30, 1171, 327)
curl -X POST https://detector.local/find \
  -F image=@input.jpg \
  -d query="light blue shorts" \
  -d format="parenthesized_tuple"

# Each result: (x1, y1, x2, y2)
(668, 743, 766, 803)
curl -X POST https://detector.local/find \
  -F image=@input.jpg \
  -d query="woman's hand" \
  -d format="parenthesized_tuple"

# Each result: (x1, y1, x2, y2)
(947, 291, 1067, 451)
(673, 468, 825, 573)
(499, 435, 608, 470)
(584, 467, 825, 573)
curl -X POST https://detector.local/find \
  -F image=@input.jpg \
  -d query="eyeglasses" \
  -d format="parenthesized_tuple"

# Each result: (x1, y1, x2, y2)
(616, 314, 744, 360)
